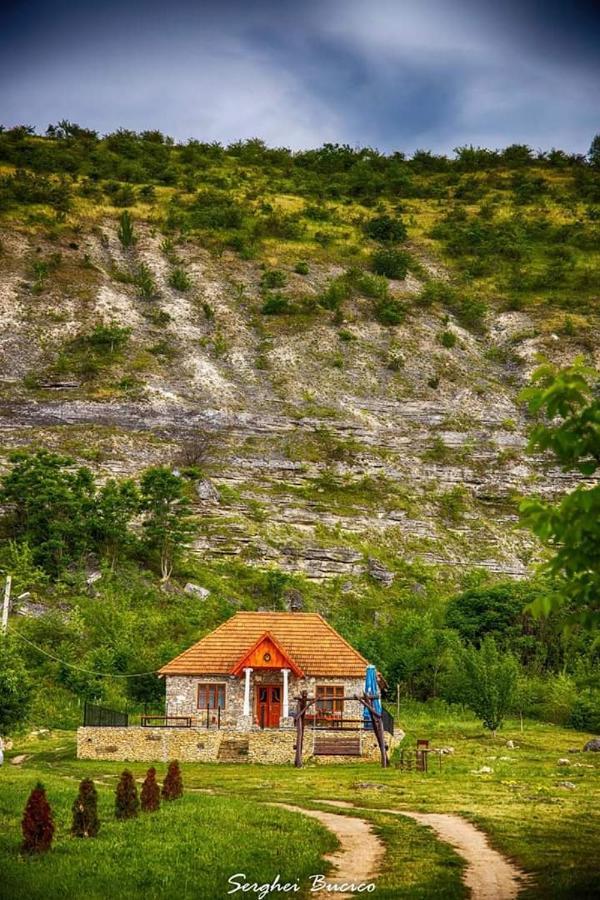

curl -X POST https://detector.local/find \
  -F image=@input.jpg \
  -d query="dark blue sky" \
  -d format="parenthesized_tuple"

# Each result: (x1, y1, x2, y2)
(1, 0, 598, 153)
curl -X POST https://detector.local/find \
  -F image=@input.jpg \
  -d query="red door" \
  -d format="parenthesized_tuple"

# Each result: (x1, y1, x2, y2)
(257, 685, 282, 728)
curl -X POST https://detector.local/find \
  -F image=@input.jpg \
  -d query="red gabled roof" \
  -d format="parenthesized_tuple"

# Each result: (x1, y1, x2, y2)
(158, 612, 369, 677)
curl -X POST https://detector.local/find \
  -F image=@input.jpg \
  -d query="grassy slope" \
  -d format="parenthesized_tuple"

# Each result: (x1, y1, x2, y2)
(1, 711, 598, 899)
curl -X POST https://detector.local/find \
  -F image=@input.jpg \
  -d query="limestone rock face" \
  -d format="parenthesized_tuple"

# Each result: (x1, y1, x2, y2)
(367, 558, 395, 586)
(184, 583, 210, 599)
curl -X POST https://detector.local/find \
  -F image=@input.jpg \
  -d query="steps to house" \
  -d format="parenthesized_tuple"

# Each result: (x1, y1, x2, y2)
(313, 736, 361, 757)
(217, 738, 250, 762)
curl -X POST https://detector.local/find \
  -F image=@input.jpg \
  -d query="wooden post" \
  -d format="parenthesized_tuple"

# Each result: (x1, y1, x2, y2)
(293, 691, 308, 768)
(361, 693, 388, 768)
(1, 575, 11, 636)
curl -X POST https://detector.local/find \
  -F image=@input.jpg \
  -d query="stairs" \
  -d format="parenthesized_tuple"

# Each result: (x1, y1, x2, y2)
(217, 738, 250, 762)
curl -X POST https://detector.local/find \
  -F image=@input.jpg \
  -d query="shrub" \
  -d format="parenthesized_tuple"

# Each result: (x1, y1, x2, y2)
(141, 767, 161, 812)
(261, 293, 290, 315)
(438, 330, 457, 348)
(294, 261, 309, 275)
(319, 275, 353, 311)
(376, 299, 405, 326)
(357, 272, 390, 300)
(364, 214, 407, 243)
(162, 760, 183, 800)
(569, 689, 600, 732)
(168, 267, 192, 292)
(115, 769, 139, 819)
(260, 269, 287, 289)
(371, 248, 411, 279)
(71, 778, 100, 837)
(117, 210, 136, 248)
(22, 783, 54, 854)
(134, 264, 157, 299)
(87, 323, 131, 353)
(451, 636, 519, 733)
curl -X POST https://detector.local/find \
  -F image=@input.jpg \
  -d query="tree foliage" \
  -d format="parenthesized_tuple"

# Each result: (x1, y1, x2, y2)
(141, 767, 161, 812)
(0, 637, 34, 735)
(519, 359, 600, 628)
(115, 770, 139, 819)
(451, 636, 519, 733)
(161, 760, 183, 800)
(141, 468, 196, 581)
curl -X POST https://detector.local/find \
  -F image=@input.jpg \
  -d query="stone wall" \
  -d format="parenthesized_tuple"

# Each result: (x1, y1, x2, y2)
(77, 726, 396, 765)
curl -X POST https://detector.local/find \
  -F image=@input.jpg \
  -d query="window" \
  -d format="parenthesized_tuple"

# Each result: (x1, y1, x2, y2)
(197, 683, 226, 710)
(316, 685, 344, 715)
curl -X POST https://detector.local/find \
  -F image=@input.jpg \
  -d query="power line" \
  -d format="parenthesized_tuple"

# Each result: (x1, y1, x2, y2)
(12, 630, 159, 679)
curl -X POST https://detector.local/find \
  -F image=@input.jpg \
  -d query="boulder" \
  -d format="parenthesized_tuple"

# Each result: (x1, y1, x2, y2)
(367, 557, 395, 586)
(557, 781, 576, 790)
(184, 583, 210, 600)
(583, 738, 600, 752)
(435, 746, 455, 755)
(558, 758, 570, 766)
(10, 754, 29, 765)
(196, 479, 220, 502)
(506, 739, 516, 749)
(476, 766, 493, 774)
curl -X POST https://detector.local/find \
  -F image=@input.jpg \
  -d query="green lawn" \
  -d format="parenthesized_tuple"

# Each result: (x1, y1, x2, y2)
(1, 710, 599, 899)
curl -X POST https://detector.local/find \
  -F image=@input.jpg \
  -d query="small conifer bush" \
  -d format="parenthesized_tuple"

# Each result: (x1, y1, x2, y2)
(161, 760, 183, 801)
(71, 777, 100, 837)
(141, 767, 161, 812)
(115, 769, 139, 819)
(22, 782, 54, 854)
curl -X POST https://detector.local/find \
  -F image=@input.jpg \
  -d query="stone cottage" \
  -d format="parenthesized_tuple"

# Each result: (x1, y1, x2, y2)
(158, 611, 372, 729)
(78, 611, 397, 763)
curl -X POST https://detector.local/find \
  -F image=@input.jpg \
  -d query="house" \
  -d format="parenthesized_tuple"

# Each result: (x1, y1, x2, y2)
(78, 611, 398, 764)
(158, 611, 375, 729)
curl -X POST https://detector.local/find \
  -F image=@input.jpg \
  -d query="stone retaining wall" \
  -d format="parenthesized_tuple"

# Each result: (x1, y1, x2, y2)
(77, 726, 395, 764)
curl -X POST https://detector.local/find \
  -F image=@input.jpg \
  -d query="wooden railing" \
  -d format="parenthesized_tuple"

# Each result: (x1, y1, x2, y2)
(140, 716, 192, 728)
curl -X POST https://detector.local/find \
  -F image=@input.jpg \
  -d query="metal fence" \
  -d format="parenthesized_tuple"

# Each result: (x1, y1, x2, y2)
(83, 701, 128, 727)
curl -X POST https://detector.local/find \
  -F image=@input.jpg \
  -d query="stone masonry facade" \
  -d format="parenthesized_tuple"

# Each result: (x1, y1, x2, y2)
(77, 725, 395, 764)
(165, 673, 365, 729)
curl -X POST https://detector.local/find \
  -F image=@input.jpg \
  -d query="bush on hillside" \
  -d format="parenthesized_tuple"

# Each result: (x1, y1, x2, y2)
(371, 248, 411, 279)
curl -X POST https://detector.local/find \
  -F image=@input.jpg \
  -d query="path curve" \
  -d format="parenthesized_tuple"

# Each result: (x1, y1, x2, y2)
(315, 800, 526, 900)
(273, 803, 385, 898)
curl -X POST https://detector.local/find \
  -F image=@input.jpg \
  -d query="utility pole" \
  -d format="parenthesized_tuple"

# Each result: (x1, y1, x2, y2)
(1, 575, 12, 635)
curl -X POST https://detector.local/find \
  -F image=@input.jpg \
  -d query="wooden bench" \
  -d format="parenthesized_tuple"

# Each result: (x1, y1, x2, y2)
(313, 737, 361, 756)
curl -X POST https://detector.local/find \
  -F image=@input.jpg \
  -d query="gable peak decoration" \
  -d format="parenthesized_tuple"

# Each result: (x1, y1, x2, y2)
(230, 631, 304, 677)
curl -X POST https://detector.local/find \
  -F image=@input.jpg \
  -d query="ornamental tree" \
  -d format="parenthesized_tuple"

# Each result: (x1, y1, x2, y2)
(115, 769, 139, 819)
(141, 767, 160, 812)
(71, 778, 100, 837)
(22, 783, 54, 854)
(519, 358, 600, 629)
(161, 760, 183, 800)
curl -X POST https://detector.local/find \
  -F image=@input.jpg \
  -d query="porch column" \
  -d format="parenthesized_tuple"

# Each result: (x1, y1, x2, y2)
(242, 667, 253, 717)
(282, 668, 290, 718)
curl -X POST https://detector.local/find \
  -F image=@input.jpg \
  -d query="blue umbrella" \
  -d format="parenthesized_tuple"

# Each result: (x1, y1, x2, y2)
(363, 664, 382, 729)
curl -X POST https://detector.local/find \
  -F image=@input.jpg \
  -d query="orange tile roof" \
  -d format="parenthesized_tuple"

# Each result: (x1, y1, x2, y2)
(158, 612, 370, 677)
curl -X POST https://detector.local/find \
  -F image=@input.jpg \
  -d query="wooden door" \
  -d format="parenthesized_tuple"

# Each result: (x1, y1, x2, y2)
(257, 684, 282, 728)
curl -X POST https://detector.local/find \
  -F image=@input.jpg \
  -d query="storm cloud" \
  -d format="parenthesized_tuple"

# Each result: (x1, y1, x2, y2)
(1, 0, 598, 153)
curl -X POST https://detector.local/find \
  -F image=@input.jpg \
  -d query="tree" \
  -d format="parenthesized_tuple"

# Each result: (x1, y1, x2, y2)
(140, 467, 196, 581)
(161, 760, 183, 800)
(0, 638, 33, 736)
(22, 783, 54, 854)
(0, 450, 95, 576)
(588, 134, 600, 168)
(141, 767, 160, 812)
(115, 769, 139, 819)
(364, 214, 407, 244)
(519, 359, 600, 629)
(93, 478, 139, 568)
(71, 778, 100, 837)
(452, 636, 519, 733)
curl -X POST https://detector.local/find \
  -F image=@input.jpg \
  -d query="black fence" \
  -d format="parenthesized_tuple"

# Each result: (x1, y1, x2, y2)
(83, 702, 128, 728)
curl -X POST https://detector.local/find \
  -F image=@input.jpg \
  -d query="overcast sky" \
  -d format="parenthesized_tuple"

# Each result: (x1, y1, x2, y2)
(1, 0, 598, 154)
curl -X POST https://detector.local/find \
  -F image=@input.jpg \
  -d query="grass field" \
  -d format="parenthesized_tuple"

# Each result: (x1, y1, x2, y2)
(1, 708, 599, 899)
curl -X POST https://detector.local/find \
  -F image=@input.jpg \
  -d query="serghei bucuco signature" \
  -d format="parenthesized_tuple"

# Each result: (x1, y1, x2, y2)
(227, 873, 376, 897)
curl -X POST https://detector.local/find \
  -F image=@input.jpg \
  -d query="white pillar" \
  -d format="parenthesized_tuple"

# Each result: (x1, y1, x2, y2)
(243, 667, 253, 717)
(282, 668, 290, 718)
